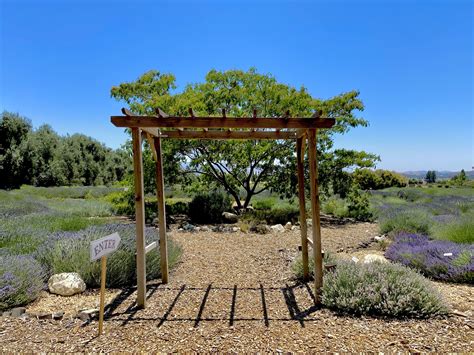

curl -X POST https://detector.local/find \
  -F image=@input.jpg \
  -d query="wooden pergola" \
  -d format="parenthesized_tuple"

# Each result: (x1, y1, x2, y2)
(111, 108, 335, 308)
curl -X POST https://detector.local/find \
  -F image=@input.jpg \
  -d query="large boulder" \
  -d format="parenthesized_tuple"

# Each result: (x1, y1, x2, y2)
(48, 272, 86, 296)
(222, 212, 239, 223)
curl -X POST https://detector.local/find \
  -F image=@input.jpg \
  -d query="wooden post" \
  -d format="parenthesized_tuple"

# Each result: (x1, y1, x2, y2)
(296, 137, 309, 280)
(154, 137, 169, 283)
(132, 128, 146, 308)
(98, 255, 107, 335)
(308, 129, 323, 303)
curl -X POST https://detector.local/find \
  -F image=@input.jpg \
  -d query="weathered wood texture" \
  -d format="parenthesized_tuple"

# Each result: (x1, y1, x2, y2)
(158, 130, 297, 140)
(308, 129, 323, 303)
(154, 137, 169, 284)
(296, 137, 309, 280)
(132, 128, 147, 308)
(111, 116, 335, 129)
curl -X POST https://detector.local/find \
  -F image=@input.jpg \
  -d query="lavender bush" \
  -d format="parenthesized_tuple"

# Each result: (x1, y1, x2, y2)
(322, 260, 448, 318)
(36, 224, 181, 288)
(0, 255, 46, 311)
(385, 233, 473, 283)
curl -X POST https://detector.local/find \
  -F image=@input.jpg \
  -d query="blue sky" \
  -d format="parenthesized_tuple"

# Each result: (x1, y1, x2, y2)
(1, 0, 472, 171)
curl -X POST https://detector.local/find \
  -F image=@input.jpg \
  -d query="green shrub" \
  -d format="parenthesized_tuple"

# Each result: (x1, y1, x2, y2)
(35, 224, 181, 288)
(188, 191, 232, 224)
(252, 198, 275, 211)
(434, 217, 474, 244)
(253, 205, 299, 225)
(353, 169, 407, 190)
(166, 200, 189, 215)
(322, 196, 348, 217)
(322, 261, 448, 318)
(346, 189, 374, 221)
(379, 209, 432, 235)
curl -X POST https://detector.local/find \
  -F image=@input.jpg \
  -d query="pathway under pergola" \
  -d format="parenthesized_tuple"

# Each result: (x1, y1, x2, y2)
(111, 108, 335, 308)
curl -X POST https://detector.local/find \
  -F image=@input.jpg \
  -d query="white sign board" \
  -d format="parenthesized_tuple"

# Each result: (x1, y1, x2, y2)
(90, 232, 121, 261)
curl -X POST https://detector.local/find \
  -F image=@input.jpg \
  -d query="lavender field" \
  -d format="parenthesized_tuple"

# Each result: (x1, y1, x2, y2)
(370, 186, 473, 283)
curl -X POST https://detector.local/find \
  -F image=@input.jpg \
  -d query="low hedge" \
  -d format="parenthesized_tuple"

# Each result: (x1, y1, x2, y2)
(321, 260, 448, 318)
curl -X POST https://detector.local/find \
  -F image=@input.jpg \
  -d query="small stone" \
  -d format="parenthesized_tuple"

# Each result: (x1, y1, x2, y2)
(291, 225, 300, 231)
(222, 212, 239, 223)
(232, 227, 240, 233)
(200, 226, 210, 232)
(37, 312, 53, 320)
(48, 272, 86, 296)
(76, 308, 98, 321)
(374, 235, 385, 242)
(351, 256, 359, 263)
(10, 307, 26, 317)
(52, 311, 64, 320)
(284, 222, 292, 230)
(251, 224, 271, 234)
(270, 224, 285, 233)
(307, 219, 312, 226)
(195, 226, 201, 232)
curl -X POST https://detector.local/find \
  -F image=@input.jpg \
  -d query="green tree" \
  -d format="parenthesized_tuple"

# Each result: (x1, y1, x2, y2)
(111, 69, 378, 208)
(451, 169, 467, 186)
(0, 111, 32, 189)
(425, 170, 437, 183)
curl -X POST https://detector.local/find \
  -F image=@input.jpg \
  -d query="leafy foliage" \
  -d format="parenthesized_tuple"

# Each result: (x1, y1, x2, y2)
(188, 191, 232, 224)
(353, 169, 408, 190)
(0, 111, 131, 189)
(346, 188, 374, 221)
(322, 260, 448, 318)
(385, 233, 473, 283)
(111, 69, 377, 208)
(425, 170, 437, 183)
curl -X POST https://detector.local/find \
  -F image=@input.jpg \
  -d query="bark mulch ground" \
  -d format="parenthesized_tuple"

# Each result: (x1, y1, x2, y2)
(1, 222, 472, 352)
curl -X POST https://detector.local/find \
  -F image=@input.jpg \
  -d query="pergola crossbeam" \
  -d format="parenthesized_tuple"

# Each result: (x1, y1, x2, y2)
(111, 116, 335, 129)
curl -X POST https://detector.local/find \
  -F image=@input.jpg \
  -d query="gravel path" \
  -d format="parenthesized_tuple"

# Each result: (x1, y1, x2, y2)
(1, 222, 473, 352)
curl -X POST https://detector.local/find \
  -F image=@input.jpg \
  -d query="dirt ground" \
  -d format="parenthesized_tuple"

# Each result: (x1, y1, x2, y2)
(1, 222, 473, 352)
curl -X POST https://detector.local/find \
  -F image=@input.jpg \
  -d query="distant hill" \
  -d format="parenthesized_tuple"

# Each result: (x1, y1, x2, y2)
(400, 170, 474, 180)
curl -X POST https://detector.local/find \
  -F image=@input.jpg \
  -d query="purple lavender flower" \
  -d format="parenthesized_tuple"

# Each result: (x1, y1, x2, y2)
(0, 255, 46, 311)
(385, 233, 474, 283)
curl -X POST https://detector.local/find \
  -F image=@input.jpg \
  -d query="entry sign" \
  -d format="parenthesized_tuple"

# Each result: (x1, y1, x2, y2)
(90, 232, 121, 261)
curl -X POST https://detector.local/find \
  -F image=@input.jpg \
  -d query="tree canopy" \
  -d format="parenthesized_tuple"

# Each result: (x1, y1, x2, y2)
(111, 69, 378, 207)
(0, 111, 130, 189)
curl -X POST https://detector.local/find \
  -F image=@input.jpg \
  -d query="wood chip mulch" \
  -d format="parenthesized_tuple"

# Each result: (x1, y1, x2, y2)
(1, 222, 472, 352)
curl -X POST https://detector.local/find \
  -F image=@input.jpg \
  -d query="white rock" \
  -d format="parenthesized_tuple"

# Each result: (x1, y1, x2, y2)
(291, 225, 300, 231)
(200, 226, 210, 232)
(374, 235, 385, 242)
(232, 227, 240, 233)
(306, 219, 312, 226)
(351, 256, 359, 263)
(271, 224, 285, 233)
(222, 212, 239, 223)
(284, 222, 292, 230)
(363, 254, 388, 264)
(48, 273, 86, 296)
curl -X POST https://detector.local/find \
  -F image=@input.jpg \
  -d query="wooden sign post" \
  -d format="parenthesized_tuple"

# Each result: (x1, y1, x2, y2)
(90, 232, 121, 336)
